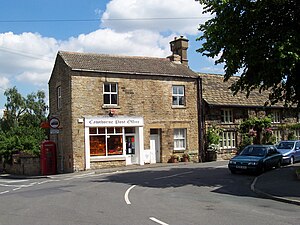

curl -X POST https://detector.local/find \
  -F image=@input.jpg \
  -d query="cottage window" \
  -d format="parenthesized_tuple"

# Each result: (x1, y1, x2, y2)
(294, 130, 300, 140)
(273, 130, 282, 143)
(220, 131, 235, 149)
(172, 85, 185, 106)
(221, 109, 233, 123)
(57, 86, 62, 109)
(174, 128, 186, 150)
(272, 111, 281, 123)
(103, 83, 118, 105)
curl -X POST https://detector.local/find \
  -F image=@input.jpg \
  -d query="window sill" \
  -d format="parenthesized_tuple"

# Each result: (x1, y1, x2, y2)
(90, 156, 126, 162)
(102, 105, 121, 109)
(172, 106, 186, 109)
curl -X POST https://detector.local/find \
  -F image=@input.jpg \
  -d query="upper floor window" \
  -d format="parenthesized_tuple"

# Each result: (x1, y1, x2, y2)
(172, 85, 185, 106)
(221, 109, 233, 123)
(104, 83, 118, 105)
(174, 128, 186, 150)
(57, 86, 62, 109)
(272, 111, 281, 123)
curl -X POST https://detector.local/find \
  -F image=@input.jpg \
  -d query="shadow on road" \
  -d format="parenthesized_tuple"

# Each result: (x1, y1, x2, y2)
(91, 164, 259, 198)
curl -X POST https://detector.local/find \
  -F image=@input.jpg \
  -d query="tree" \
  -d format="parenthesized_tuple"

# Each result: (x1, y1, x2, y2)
(196, 0, 300, 108)
(0, 87, 48, 165)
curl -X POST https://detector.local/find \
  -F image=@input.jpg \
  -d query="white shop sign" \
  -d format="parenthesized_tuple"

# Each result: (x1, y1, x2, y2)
(85, 116, 144, 127)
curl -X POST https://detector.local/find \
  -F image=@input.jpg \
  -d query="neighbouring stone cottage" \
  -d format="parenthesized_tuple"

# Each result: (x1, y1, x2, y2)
(48, 37, 202, 172)
(200, 73, 300, 160)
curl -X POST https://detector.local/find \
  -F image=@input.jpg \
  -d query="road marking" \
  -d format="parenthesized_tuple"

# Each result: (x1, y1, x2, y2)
(149, 217, 169, 225)
(0, 179, 28, 183)
(251, 177, 258, 191)
(154, 171, 193, 180)
(124, 185, 136, 205)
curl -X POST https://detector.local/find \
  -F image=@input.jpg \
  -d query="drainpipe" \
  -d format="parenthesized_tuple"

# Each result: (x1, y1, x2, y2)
(197, 76, 204, 162)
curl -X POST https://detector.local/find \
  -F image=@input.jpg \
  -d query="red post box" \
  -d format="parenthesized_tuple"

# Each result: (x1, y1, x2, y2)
(40, 140, 57, 175)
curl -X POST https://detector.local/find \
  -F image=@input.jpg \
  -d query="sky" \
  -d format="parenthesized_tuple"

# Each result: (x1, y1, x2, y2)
(0, 0, 224, 117)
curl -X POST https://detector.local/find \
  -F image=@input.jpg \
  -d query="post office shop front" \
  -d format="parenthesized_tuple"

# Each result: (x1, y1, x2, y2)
(84, 116, 144, 169)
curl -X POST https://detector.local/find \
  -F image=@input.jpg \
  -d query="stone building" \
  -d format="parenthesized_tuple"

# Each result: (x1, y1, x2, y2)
(48, 37, 202, 172)
(200, 73, 300, 159)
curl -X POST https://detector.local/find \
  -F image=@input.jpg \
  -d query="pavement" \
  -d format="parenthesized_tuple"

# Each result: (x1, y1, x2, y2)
(251, 163, 300, 206)
(1, 161, 300, 206)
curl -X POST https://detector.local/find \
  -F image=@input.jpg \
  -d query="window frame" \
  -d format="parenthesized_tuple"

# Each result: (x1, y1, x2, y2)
(172, 85, 185, 107)
(103, 83, 118, 106)
(272, 111, 281, 123)
(174, 128, 187, 151)
(89, 127, 125, 157)
(57, 86, 62, 109)
(219, 131, 236, 149)
(221, 109, 233, 124)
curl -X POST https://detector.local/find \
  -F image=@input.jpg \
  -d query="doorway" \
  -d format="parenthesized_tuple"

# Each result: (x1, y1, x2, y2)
(150, 129, 161, 163)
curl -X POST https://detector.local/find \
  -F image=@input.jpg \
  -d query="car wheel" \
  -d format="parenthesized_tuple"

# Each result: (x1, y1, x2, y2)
(275, 160, 281, 168)
(290, 157, 294, 165)
(230, 170, 236, 174)
(260, 166, 266, 174)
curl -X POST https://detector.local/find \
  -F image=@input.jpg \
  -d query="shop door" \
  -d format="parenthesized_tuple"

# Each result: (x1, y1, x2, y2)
(150, 134, 160, 163)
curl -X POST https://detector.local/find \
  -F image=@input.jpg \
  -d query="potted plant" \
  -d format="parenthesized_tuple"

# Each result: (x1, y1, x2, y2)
(206, 126, 221, 161)
(181, 153, 190, 162)
(169, 154, 180, 163)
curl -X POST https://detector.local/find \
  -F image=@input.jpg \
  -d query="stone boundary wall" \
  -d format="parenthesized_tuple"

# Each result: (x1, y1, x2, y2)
(1, 154, 40, 176)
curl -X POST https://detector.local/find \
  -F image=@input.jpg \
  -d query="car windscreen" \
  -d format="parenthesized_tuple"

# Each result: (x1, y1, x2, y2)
(277, 142, 294, 149)
(240, 147, 266, 156)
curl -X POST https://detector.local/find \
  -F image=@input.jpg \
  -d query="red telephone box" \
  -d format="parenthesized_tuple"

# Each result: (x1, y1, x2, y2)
(40, 140, 57, 175)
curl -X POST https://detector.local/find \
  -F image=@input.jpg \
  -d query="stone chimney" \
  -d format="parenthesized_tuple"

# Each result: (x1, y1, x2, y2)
(167, 36, 189, 66)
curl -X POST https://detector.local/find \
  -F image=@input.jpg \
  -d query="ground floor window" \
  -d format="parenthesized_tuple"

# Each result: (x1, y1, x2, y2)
(174, 128, 186, 150)
(220, 131, 235, 149)
(273, 130, 282, 143)
(294, 130, 300, 140)
(89, 127, 136, 157)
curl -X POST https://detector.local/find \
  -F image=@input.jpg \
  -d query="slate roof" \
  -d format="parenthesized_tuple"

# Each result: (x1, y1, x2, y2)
(200, 73, 283, 107)
(58, 51, 199, 78)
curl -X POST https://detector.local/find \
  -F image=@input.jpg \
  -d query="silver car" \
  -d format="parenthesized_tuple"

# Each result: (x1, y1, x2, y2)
(276, 140, 300, 164)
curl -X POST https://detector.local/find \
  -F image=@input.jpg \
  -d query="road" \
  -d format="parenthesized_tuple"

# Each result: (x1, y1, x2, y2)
(0, 161, 299, 225)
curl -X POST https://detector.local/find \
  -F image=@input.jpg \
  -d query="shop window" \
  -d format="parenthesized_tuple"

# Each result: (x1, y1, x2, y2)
(90, 136, 106, 156)
(57, 86, 61, 109)
(104, 83, 118, 105)
(107, 135, 123, 155)
(220, 131, 235, 149)
(174, 128, 186, 150)
(172, 85, 185, 106)
(125, 127, 135, 134)
(126, 136, 135, 154)
(89, 127, 125, 157)
(221, 109, 233, 123)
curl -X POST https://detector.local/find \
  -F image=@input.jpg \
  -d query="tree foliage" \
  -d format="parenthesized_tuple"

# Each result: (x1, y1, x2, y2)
(196, 0, 300, 108)
(0, 87, 48, 164)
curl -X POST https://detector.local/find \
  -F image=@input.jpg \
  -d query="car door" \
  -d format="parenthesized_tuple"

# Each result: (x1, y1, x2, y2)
(295, 141, 300, 162)
(265, 147, 279, 169)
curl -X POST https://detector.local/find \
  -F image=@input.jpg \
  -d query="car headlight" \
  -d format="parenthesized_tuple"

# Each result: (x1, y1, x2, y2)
(248, 161, 258, 166)
(229, 160, 236, 164)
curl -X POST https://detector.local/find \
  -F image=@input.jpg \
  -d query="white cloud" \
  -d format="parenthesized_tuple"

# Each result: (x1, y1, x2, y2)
(101, 0, 208, 35)
(60, 29, 172, 57)
(0, 0, 213, 103)
(0, 76, 9, 91)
